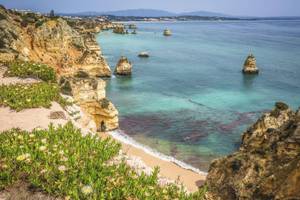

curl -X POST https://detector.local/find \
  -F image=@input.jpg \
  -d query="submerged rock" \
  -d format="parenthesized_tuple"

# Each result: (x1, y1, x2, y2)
(138, 52, 149, 58)
(163, 29, 172, 36)
(205, 102, 300, 200)
(243, 54, 259, 74)
(114, 56, 132, 76)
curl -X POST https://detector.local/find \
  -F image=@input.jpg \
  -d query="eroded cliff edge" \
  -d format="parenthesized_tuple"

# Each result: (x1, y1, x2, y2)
(0, 6, 111, 77)
(205, 102, 300, 200)
(0, 6, 119, 131)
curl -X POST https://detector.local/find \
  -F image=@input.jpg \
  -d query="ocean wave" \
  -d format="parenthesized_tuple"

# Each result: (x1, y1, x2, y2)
(108, 129, 208, 176)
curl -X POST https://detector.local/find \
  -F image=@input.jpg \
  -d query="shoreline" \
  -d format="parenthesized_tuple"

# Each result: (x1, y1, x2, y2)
(100, 129, 207, 192)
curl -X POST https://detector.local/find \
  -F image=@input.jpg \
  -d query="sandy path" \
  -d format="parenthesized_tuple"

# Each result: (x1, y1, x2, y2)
(0, 102, 69, 132)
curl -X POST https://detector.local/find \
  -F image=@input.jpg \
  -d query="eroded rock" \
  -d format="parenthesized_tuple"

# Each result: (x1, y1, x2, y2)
(243, 54, 259, 74)
(114, 56, 132, 76)
(205, 102, 300, 200)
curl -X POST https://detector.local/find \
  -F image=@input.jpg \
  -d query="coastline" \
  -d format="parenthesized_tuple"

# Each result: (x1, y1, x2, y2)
(100, 129, 207, 192)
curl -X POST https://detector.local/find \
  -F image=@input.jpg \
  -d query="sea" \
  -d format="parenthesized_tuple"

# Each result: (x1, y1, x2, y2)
(97, 20, 300, 172)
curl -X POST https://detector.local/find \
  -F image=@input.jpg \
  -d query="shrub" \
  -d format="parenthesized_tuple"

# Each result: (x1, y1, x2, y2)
(5, 61, 56, 82)
(0, 123, 202, 199)
(0, 82, 68, 111)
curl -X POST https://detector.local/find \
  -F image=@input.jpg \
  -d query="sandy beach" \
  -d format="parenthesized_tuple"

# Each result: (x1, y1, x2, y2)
(99, 131, 206, 192)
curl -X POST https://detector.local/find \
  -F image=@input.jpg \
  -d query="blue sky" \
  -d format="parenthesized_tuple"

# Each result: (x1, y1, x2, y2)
(0, 0, 299, 17)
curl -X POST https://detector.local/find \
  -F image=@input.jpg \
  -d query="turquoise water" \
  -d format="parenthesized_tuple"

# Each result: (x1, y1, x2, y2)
(97, 20, 300, 171)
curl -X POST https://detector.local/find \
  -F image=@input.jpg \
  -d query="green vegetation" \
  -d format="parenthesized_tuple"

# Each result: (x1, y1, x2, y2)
(0, 83, 68, 111)
(0, 123, 206, 199)
(5, 61, 57, 82)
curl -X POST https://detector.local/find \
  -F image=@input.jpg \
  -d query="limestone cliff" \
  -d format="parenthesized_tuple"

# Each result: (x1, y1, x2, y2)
(0, 6, 111, 77)
(59, 75, 119, 131)
(205, 102, 300, 200)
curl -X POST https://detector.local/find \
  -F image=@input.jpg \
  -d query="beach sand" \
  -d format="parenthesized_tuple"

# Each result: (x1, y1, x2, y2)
(99, 132, 207, 192)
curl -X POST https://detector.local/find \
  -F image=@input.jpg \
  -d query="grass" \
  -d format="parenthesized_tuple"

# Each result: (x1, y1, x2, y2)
(5, 61, 57, 82)
(0, 123, 206, 199)
(0, 82, 68, 111)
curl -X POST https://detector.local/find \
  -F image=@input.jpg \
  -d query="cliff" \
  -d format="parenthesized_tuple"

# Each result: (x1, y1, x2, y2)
(0, 6, 111, 77)
(205, 102, 300, 200)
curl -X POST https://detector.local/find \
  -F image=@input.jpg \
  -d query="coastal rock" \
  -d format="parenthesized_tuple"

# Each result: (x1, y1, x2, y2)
(128, 24, 137, 29)
(80, 99, 119, 131)
(0, 6, 111, 77)
(138, 52, 149, 58)
(205, 102, 300, 200)
(163, 29, 172, 36)
(243, 54, 259, 74)
(113, 26, 126, 34)
(59, 76, 119, 131)
(114, 56, 132, 76)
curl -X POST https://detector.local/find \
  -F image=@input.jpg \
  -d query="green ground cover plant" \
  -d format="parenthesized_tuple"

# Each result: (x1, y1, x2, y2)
(5, 61, 56, 82)
(0, 82, 67, 111)
(0, 123, 206, 200)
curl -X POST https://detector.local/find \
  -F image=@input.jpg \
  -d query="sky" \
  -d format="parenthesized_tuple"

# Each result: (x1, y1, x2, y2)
(0, 0, 300, 17)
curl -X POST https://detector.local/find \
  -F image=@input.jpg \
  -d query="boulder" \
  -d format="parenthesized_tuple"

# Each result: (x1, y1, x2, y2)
(138, 52, 149, 58)
(243, 54, 259, 74)
(114, 56, 132, 76)
(163, 29, 172, 36)
(113, 26, 126, 34)
(205, 102, 300, 200)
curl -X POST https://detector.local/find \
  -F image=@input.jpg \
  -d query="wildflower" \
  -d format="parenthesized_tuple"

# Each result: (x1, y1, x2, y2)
(41, 138, 47, 144)
(16, 153, 30, 161)
(81, 185, 93, 195)
(65, 196, 71, 200)
(58, 165, 67, 172)
(26, 99, 31, 102)
(39, 146, 47, 151)
(17, 135, 23, 140)
(61, 156, 68, 162)
(2, 164, 8, 169)
(29, 134, 35, 138)
(40, 169, 47, 174)
(59, 150, 64, 155)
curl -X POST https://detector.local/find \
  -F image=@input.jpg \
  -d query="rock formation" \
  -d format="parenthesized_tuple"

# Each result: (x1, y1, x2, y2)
(113, 26, 127, 34)
(205, 102, 300, 200)
(243, 54, 259, 74)
(138, 52, 149, 58)
(114, 56, 132, 76)
(163, 29, 172, 36)
(59, 75, 119, 131)
(0, 6, 111, 77)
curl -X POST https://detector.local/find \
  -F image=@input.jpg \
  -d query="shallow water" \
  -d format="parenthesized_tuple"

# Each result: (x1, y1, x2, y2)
(97, 20, 300, 171)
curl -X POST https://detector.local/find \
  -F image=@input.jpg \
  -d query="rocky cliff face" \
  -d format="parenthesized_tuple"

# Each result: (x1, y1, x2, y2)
(60, 75, 119, 131)
(0, 6, 111, 77)
(205, 102, 300, 200)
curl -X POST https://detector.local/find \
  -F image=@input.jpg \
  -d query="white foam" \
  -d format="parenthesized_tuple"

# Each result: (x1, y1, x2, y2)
(108, 129, 208, 176)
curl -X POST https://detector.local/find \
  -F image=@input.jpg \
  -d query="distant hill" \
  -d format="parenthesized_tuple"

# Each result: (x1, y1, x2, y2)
(180, 11, 230, 17)
(63, 9, 230, 17)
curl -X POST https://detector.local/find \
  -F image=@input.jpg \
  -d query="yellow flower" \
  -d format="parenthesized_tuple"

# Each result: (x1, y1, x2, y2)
(39, 146, 47, 151)
(29, 134, 35, 138)
(41, 138, 47, 144)
(17, 135, 23, 140)
(26, 99, 31, 102)
(81, 185, 93, 195)
(16, 153, 30, 161)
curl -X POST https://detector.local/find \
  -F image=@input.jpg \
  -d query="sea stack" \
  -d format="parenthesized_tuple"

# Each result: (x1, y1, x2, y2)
(114, 56, 132, 76)
(163, 29, 172, 36)
(243, 54, 259, 74)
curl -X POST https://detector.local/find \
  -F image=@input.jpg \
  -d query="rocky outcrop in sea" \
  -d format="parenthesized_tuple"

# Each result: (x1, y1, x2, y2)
(205, 102, 300, 200)
(243, 54, 259, 74)
(114, 56, 132, 76)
